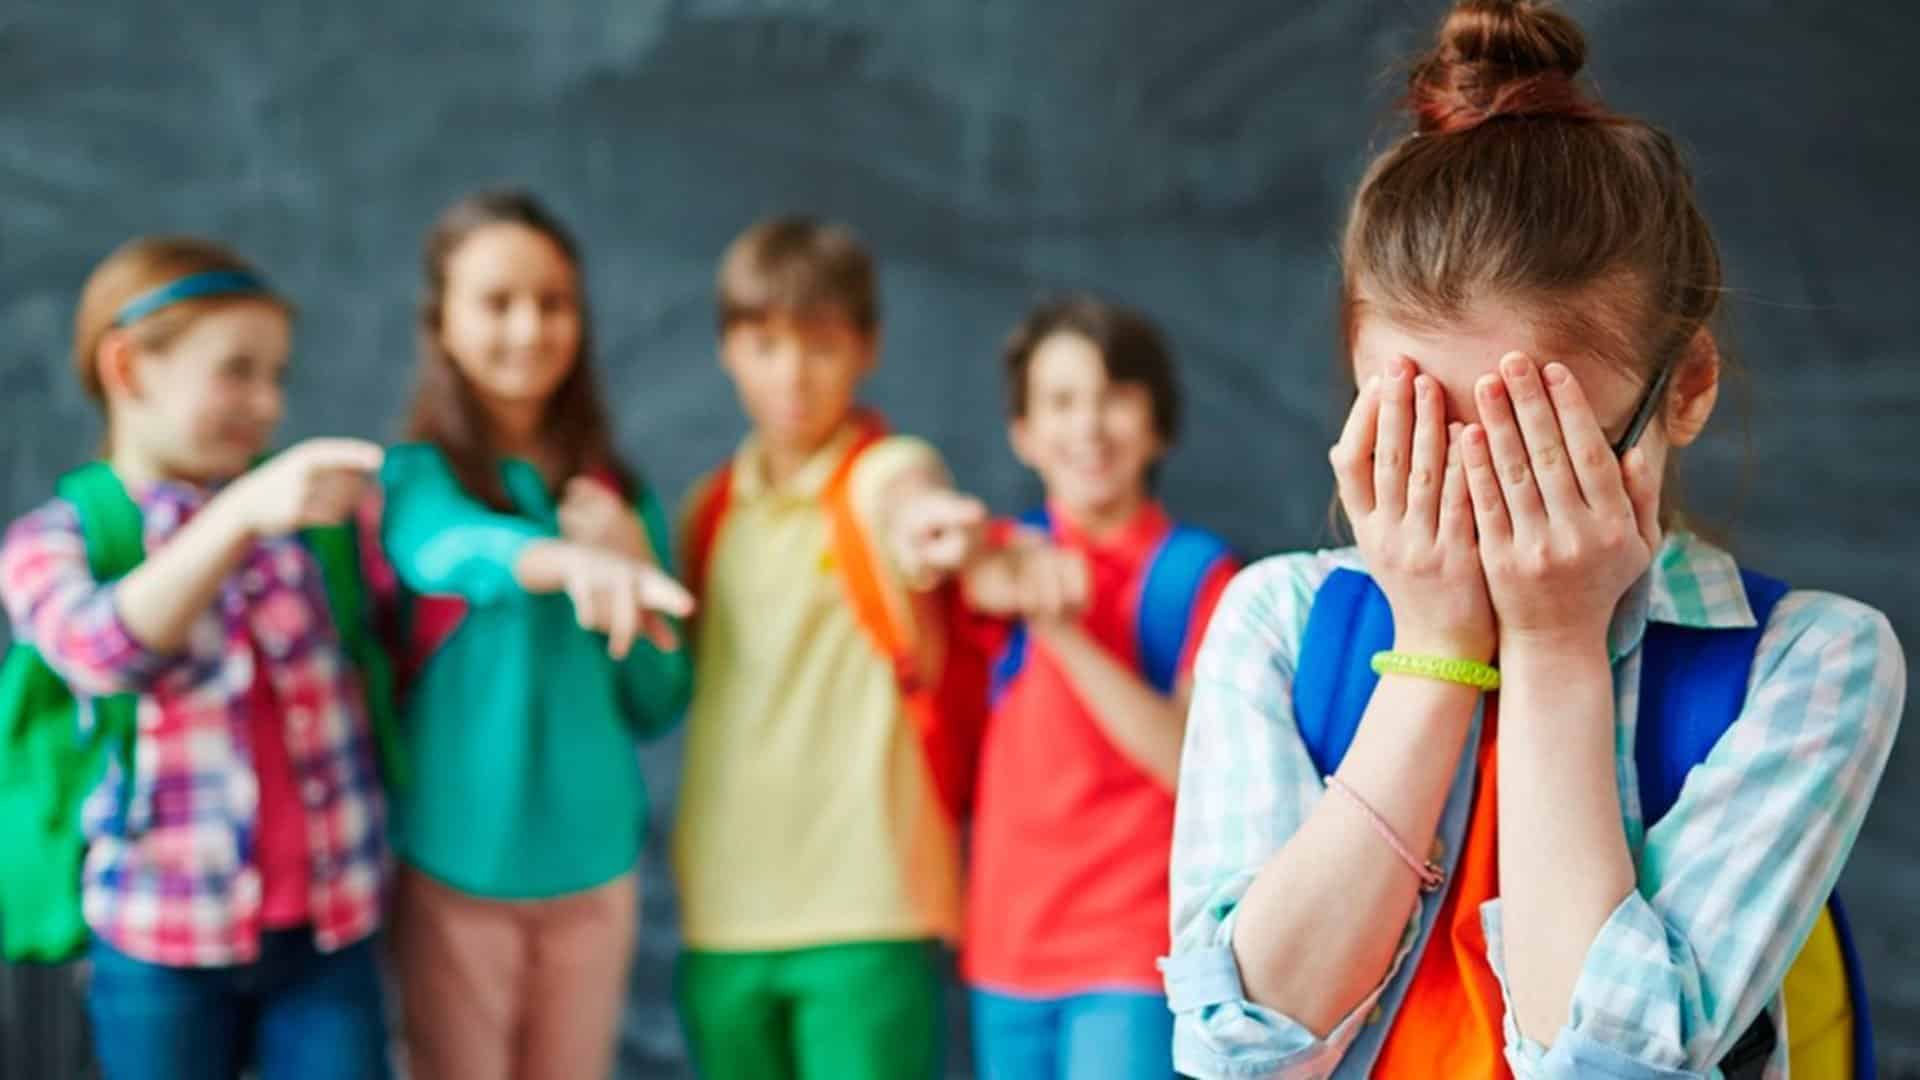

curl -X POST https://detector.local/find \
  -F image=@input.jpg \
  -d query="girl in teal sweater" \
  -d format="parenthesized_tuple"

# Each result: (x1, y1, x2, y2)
(378, 190, 693, 1080)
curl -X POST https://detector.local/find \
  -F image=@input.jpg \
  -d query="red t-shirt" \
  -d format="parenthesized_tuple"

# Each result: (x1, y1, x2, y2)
(962, 501, 1236, 994)
(247, 642, 310, 929)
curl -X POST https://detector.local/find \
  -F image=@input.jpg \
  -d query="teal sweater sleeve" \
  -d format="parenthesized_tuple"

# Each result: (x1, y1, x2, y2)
(380, 444, 548, 605)
(618, 486, 693, 737)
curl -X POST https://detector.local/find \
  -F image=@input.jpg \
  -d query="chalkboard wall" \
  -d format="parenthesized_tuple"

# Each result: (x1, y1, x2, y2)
(2, 2, 1914, 1075)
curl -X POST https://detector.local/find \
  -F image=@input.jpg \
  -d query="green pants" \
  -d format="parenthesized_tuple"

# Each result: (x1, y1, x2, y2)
(677, 939, 943, 1080)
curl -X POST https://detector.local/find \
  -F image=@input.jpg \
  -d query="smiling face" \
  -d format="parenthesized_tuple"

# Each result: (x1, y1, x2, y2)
(435, 221, 584, 428)
(1009, 330, 1164, 526)
(107, 300, 293, 484)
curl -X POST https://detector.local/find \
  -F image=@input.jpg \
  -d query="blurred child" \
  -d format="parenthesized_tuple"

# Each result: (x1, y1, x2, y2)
(378, 190, 693, 1080)
(0, 236, 393, 1080)
(960, 296, 1237, 1080)
(673, 216, 996, 1080)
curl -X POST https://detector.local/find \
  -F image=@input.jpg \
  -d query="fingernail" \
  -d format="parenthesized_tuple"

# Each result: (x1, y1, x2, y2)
(1389, 355, 1411, 377)
(1414, 374, 1435, 396)
(1501, 352, 1531, 378)
(1477, 374, 1503, 399)
(1543, 362, 1570, 386)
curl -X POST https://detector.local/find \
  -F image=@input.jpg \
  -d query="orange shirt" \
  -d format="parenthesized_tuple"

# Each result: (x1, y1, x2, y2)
(1374, 697, 1509, 1078)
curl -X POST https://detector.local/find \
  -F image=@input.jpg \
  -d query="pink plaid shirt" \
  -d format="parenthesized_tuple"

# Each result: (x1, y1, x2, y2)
(0, 482, 387, 967)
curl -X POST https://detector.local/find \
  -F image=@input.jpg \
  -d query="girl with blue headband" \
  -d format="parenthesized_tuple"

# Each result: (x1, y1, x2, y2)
(0, 236, 397, 1079)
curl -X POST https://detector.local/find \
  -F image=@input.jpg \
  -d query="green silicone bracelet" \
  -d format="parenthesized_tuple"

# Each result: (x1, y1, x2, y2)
(1370, 651, 1501, 691)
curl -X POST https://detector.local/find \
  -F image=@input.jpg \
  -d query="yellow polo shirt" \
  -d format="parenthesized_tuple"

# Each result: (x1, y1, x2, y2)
(671, 423, 964, 951)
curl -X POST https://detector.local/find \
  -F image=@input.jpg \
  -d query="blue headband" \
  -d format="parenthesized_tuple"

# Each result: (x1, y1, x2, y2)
(113, 269, 273, 327)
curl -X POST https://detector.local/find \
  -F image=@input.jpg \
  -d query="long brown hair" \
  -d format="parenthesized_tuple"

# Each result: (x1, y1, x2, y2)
(1342, 1, 1723, 421)
(405, 189, 631, 510)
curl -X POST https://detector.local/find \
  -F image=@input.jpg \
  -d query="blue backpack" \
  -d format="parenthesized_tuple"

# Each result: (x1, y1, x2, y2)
(989, 508, 1232, 703)
(1292, 565, 1872, 1079)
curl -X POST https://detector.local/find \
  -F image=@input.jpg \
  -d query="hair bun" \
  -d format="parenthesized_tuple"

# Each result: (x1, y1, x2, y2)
(1409, 1, 1597, 135)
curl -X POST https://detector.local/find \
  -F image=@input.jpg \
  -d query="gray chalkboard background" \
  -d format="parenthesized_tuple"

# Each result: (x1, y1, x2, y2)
(2, 2, 1915, 1076)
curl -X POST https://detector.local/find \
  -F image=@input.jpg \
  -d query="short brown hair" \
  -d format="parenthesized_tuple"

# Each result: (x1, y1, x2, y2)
(1003, 294, 1181, 446)
(717, 216, 877, 334)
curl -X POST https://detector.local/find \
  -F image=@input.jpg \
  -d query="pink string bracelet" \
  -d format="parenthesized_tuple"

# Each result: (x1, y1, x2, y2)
(1325, 774, 1446, 893)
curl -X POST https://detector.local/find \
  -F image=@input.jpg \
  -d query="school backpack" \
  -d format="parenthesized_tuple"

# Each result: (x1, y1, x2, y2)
(684, 412, 990, 823)
(987, 506, 1234, 703)
(0, 461, 403, 964)
(1291, 565, 1872, 1080)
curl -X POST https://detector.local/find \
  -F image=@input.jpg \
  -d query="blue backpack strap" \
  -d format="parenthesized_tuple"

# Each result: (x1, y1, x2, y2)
(1291, 567, 1396, 776)
(988, 508, 1055, 705)
(1637, 570, 1871, 1078)
(1135, 525, 1234, 695)
(1827, 891, 1876, 1079)
(1633, 569, 1790, 825)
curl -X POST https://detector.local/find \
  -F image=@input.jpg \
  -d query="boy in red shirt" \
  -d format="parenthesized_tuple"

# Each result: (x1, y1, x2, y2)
(962, 296, 1238, 1080)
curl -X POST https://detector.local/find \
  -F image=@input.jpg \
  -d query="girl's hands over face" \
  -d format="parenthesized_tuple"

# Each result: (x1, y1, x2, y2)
(1331, 354, 1495, 662)
(1459, 352, 1661, 657)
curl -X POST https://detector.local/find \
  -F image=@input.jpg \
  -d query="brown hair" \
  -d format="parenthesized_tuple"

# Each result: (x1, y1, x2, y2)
(1002, 293, 1182, 446)
(72, 236, 289, 419)
(717, 216, 878, 334)
(1343, 0, 1722, 413)
(405, 189, 631, 511)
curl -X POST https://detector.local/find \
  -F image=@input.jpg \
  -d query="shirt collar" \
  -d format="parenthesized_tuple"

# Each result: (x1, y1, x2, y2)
(1045, 497, 1173, 566)
(1608, 529, 1757, 661)
(729, 420, 867, 503)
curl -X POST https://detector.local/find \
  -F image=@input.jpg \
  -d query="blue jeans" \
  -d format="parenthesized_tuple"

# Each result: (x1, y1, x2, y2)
(86, 930, 390, 1080)
(970, 987, 1175, 1080)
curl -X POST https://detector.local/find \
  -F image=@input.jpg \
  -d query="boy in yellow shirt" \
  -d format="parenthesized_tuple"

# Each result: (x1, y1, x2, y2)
(673, 216, 991, 1079)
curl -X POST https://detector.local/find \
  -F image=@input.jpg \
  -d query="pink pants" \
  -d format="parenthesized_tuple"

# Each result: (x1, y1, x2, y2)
(392, 866, 638, 1080)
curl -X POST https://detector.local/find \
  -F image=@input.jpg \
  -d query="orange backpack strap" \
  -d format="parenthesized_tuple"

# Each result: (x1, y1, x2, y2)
(685, 462, 737, 599)
(820, 417, 985, 821)
(821, 423, 916, 682)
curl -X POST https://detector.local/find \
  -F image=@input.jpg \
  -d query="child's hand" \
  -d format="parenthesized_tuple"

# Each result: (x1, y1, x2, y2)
(558, 477, 652, 562)
(221, 438, 385, 539)
(890, 489, 989, 588)
(1331, 355, 1494, 662)
(1460, 353, 1660, 654)
(545, 542, 695, 658)
(962, 536, 1090, 621)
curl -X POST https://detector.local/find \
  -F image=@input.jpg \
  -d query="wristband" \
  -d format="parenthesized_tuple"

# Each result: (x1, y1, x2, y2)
(1370, 650, 1499, 691)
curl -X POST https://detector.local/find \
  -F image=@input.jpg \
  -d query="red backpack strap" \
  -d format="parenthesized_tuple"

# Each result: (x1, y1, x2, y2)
(685, 462, 737, 599)
(584, 464, 624, 496)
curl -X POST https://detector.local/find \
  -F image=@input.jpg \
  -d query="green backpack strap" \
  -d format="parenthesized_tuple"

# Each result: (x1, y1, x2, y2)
(57, 464, 146, 582)
(52, 463, 143, 767)
(300, 523, 408, 789)
(0, 463, 143, 962)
